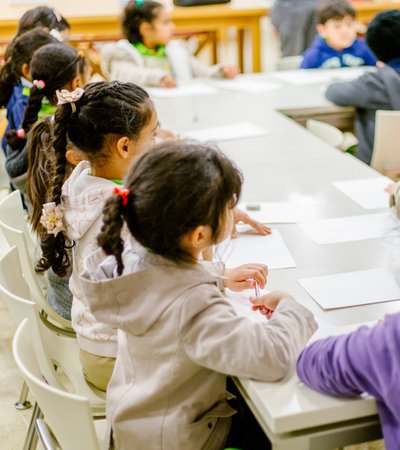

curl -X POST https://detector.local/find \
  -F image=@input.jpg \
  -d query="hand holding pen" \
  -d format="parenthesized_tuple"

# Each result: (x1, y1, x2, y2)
(250, 290, 295, 319)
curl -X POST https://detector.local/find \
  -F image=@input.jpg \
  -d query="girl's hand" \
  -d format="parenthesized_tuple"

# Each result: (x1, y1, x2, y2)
(221, 64, 239, 79)
(250, 290, 294, 319)
(224, 263, 268, 291)
(385, 183, 396, 194)
(160, 75, 177, 88)
(232, 207, 272, 238)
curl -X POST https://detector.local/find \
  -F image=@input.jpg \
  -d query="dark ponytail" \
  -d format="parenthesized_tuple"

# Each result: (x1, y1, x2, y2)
(122, 0, 163, 44)
(33, 80, 153, 276)
(6, 43, 85, 152)
(97, 142, 243, 275)
(0, 28, 56, 108)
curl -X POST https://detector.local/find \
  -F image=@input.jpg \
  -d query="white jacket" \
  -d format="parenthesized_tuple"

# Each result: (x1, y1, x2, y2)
(80, 245, 318, 450)
(101, 39, 223, 86)
(62, 161, 138, 357)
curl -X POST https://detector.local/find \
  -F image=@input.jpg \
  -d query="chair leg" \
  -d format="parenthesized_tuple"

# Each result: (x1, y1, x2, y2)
(15, 381, 31, 410)
(22, 402, 42, 450)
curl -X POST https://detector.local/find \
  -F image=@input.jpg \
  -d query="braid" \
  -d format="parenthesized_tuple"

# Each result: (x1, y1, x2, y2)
(0, 59, 18, 107)
(5, 86, 46, 151)
(97, 195, 128, 276)
(36, 104, 72, 276)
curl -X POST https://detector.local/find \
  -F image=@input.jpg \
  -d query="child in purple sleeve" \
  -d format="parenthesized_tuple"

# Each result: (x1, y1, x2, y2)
(301, 0, 376, 69)
(297, 312, 400, 450)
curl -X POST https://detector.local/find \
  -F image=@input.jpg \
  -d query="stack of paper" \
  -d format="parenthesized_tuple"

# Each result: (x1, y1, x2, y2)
(298, 268, 400, 309)
(216, 230, 296, 269)
(212, 78, 281, 94)
(183, 122, 269, 142)
(332, 177, 392, 209)
(237, 201, 313, 223)
(298, 212, 396, 244)
(147, 84, 217, 98)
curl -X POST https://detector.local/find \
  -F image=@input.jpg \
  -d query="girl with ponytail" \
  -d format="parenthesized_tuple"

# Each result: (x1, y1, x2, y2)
(5, 42, 91, 193)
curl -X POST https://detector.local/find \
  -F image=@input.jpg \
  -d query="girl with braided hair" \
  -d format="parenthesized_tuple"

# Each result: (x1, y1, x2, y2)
(28, 80, 271, 391)
(5, 42, 91, 193)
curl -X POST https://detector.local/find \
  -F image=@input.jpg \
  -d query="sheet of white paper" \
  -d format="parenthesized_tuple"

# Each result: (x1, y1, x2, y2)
(147, 84, 217, 98)
(216, 229, 296, 269)
(298, 268, 400, 309)
(237, 201, 313, 223)
(183, 122, 269, 142)
(332, 177, 392, 210)
(225, 288, 270, 323)
(271, 67, 367, 85)
(212, 78, 281, 94)
(298, 212, 397, 244)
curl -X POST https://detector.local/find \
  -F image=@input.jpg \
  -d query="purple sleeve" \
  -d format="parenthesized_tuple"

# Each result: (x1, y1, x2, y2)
(296, 313, 400, 401)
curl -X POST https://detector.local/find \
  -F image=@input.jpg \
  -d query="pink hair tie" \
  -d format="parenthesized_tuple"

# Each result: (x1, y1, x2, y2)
(33, 80, 46, 90)
(17, 128, 26, 139)
(113, 187, 131, 207)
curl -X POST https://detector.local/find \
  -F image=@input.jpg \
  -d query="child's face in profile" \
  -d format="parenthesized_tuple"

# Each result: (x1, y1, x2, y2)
(148, 7, 176, 46)
(317, 15, 357, 51)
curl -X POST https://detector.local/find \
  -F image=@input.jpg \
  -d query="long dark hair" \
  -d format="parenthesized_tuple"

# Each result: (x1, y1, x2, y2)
(32, 81, 153, 276)
(122, 0, 163, 44)
(5, 43, 87, 152)
(98, 142, 243, 275)
(0, 28, 56, 108)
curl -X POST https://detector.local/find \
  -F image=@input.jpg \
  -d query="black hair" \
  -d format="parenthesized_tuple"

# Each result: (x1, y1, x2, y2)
(98, 141, 243, 275)
(17, 6, 70, 36)
(122, 0, 163, 44)
(6, 43, 87, 152)
(33, 81, 154, 276)
(316, 0, 356, 25)
(0, 28, 56, 108)
(366, 10, 400, 62)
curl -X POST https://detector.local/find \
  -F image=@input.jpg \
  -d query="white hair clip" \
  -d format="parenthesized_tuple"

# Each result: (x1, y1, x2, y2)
(56, 88, 85, 113)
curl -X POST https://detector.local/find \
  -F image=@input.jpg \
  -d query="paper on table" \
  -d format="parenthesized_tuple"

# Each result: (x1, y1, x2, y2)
(238, 201, 313, 223)
(271, 67, 367, 85)
(332, 177, 392, 210)
(298, 212, 398, 244)
(216, 229, 296, 269)
(147, 83, 217, 98)
(212, 78, 281, 94)
(183, 122, 269, 142)
(298, 268, 400, 309)
(225, 288, 270, 323)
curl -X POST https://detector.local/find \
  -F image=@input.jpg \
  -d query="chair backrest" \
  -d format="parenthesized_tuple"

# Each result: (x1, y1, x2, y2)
(306, 119, 344, 149)
(276, 55, 303, 71)
(0, 246, 105, 414)
(371, 110, 400, 174)
(0, 191, 72, 330)
(13, 320, 103, 450)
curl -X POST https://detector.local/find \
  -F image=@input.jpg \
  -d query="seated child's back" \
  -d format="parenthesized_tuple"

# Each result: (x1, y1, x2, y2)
(301, 0, 376, 69)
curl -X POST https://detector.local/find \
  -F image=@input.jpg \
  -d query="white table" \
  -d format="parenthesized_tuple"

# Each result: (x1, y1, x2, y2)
(152, 71, 388, 448)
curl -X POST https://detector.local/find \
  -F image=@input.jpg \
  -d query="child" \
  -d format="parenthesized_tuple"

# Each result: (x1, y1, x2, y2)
(271, 0, 320, 58)
(101, 0, 238, 88)
(5, 43, 91, 194)
(0, 28, 57, 154)
(300, 0, 376, 69)
(325, 10, 400, 165)
(297, 314, 400, 449)
(78, 141, 318, 449)
(31, 81, 269, 391)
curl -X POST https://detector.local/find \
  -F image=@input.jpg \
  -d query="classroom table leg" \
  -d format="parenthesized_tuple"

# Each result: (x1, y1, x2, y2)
(237, 28, 245, 73)
(250, 20, 262, 73)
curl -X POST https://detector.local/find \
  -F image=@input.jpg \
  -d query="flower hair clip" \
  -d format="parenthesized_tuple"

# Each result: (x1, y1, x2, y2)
(113, 187, 131, 206)
(40, 202, 65, 237)
(53, 9, 62, 22)
(17, 128, 26, 139)
(33, 79, 46, 90)
(56, 88, 85, 113)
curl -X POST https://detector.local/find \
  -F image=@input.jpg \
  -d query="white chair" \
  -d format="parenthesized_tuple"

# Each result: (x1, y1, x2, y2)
(276, 55, 303, 71)
(0, 191, 73, 331)
(371, 110, 400, 176)
(13, 320, 106, 450)
(306, 119, 345, 149)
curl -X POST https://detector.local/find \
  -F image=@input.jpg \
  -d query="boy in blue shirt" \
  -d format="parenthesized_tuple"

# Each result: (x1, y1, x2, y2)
(301, 0, 376, 69)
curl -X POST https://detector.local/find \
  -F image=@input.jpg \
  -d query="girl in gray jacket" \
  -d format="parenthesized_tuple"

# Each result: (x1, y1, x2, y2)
(80, 141, 318, 450)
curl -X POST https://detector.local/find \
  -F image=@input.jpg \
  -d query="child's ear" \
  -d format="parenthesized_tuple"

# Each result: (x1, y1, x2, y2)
(67, 76, 81, 91)
(21, 63, 31, 81)
(116, 136, 130, 159)
(187, 225, 213, 250)
(139, 21, 152, 39)
(66, 148, 87, 166)
(316, 24, 326, 38)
